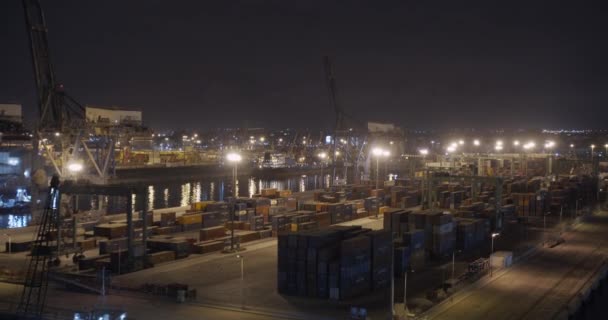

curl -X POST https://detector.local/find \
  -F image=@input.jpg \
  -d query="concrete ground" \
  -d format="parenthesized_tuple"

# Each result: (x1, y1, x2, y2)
(424, 211, 608, 320)
(0, 200, 580, 319)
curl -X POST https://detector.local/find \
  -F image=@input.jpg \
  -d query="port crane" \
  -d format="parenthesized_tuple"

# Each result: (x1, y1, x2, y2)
(323, 56, 380, 185)
(17, 0, 110, 317)
(23, 0, 115, 184)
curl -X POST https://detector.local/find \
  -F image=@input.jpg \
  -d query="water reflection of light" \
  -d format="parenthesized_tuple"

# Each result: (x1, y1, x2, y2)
(258, 180, 263, 194)
(219, 181, 224, 201)
(181, 183, 191, 207)
(6, 214, 30, 228)
(299, 176, 306, 192)
(163, 188, 169, 207)
(209, 182, 215, 201)
(193, 182, 201, 203)
(325, 174, 330, 188)
(270, 180, 279, 190)
(248, 178, 256, 198)
(131, 194, 137, 213)
(148, 185, 155, 211)
(235, 178, 240, 198)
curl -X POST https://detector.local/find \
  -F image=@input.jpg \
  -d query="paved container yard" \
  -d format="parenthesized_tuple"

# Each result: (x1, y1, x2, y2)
(425, 212, 608, 320)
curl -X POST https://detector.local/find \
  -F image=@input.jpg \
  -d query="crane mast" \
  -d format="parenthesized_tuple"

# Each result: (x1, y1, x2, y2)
(323, 56, 343, 187)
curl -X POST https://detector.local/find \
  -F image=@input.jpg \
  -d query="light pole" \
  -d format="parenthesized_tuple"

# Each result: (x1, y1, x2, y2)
(419, 149, 429, 171)
(373, 148, 381, 190)
(605, 144, 608, 158)
(237, 254, 245, 309)
(543, 212, 551, 245)
(67, 161, 84, 212)
(544, 141, 555, 175)
(446, 144, 457, 173)
(452, 250, 458, 281)
(227, 152, 242, 252)
(490, 233, 499, 277)
(591, 144, 595, 161)
(4, 233, 11, 254)
(383, 150, 390, 183)
(372, 147, 387, 190)
(403, 269, 410, 316)
(318, 152, 327, 188)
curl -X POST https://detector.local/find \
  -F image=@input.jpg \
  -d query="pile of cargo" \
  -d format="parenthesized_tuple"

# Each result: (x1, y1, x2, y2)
(278, 226, 392, 300)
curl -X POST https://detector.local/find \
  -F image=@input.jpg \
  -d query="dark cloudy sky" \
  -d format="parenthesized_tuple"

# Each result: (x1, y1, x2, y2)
(1, 0, 607, 130)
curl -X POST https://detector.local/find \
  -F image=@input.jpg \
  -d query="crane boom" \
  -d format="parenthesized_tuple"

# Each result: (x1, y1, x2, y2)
(323, 56, 342, 186)
(23, 0, 84, 132)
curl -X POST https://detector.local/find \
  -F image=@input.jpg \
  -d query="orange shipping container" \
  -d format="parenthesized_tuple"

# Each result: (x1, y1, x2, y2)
(177, 213, 203, 225)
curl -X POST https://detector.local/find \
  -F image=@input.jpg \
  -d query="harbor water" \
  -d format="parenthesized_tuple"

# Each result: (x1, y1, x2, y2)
(0, 173, 332, 229)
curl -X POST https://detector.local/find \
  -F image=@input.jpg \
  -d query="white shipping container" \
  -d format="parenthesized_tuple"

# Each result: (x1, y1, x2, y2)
(490, 251, 513, 268)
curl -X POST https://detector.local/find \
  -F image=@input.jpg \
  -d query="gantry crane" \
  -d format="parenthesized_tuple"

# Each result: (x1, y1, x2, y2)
(23, 0, 115, 184)
(323, 56, 376, 185)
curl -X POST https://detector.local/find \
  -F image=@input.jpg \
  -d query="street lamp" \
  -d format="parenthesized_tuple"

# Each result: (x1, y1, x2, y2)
(236, 254, 245, 309)
(490, 232, 500, 277)
(226, 152, 242, 252)
(383, 150, 390, 181)
(67, 161, 84, 211)
(419, 149, 428, 156)
(604, 144, 608, 157)
(372, 147, 386, 190)
(513, 140, 520, 147)
(591, 144, 596, 161)
(473, 139, 480, 147)
(318, 152, 328, 188)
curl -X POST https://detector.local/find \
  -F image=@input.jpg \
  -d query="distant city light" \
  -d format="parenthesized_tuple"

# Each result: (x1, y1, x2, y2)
(513, 140, 520, 146)
(318, 152, 327, 159)
(523, 141, 535, 150)
(495, 145, 503, 151)
(419, 149, 429, 156)
(458, 140, 464, 145)
(473, 139, 480, 146)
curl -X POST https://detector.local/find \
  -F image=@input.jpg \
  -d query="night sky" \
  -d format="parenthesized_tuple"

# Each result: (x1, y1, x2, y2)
(1, 1, 607, 130)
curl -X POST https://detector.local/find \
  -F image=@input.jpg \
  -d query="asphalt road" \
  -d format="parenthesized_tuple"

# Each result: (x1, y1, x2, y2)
(0, 282, 281, 320)
(426, 212, 608, 320)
